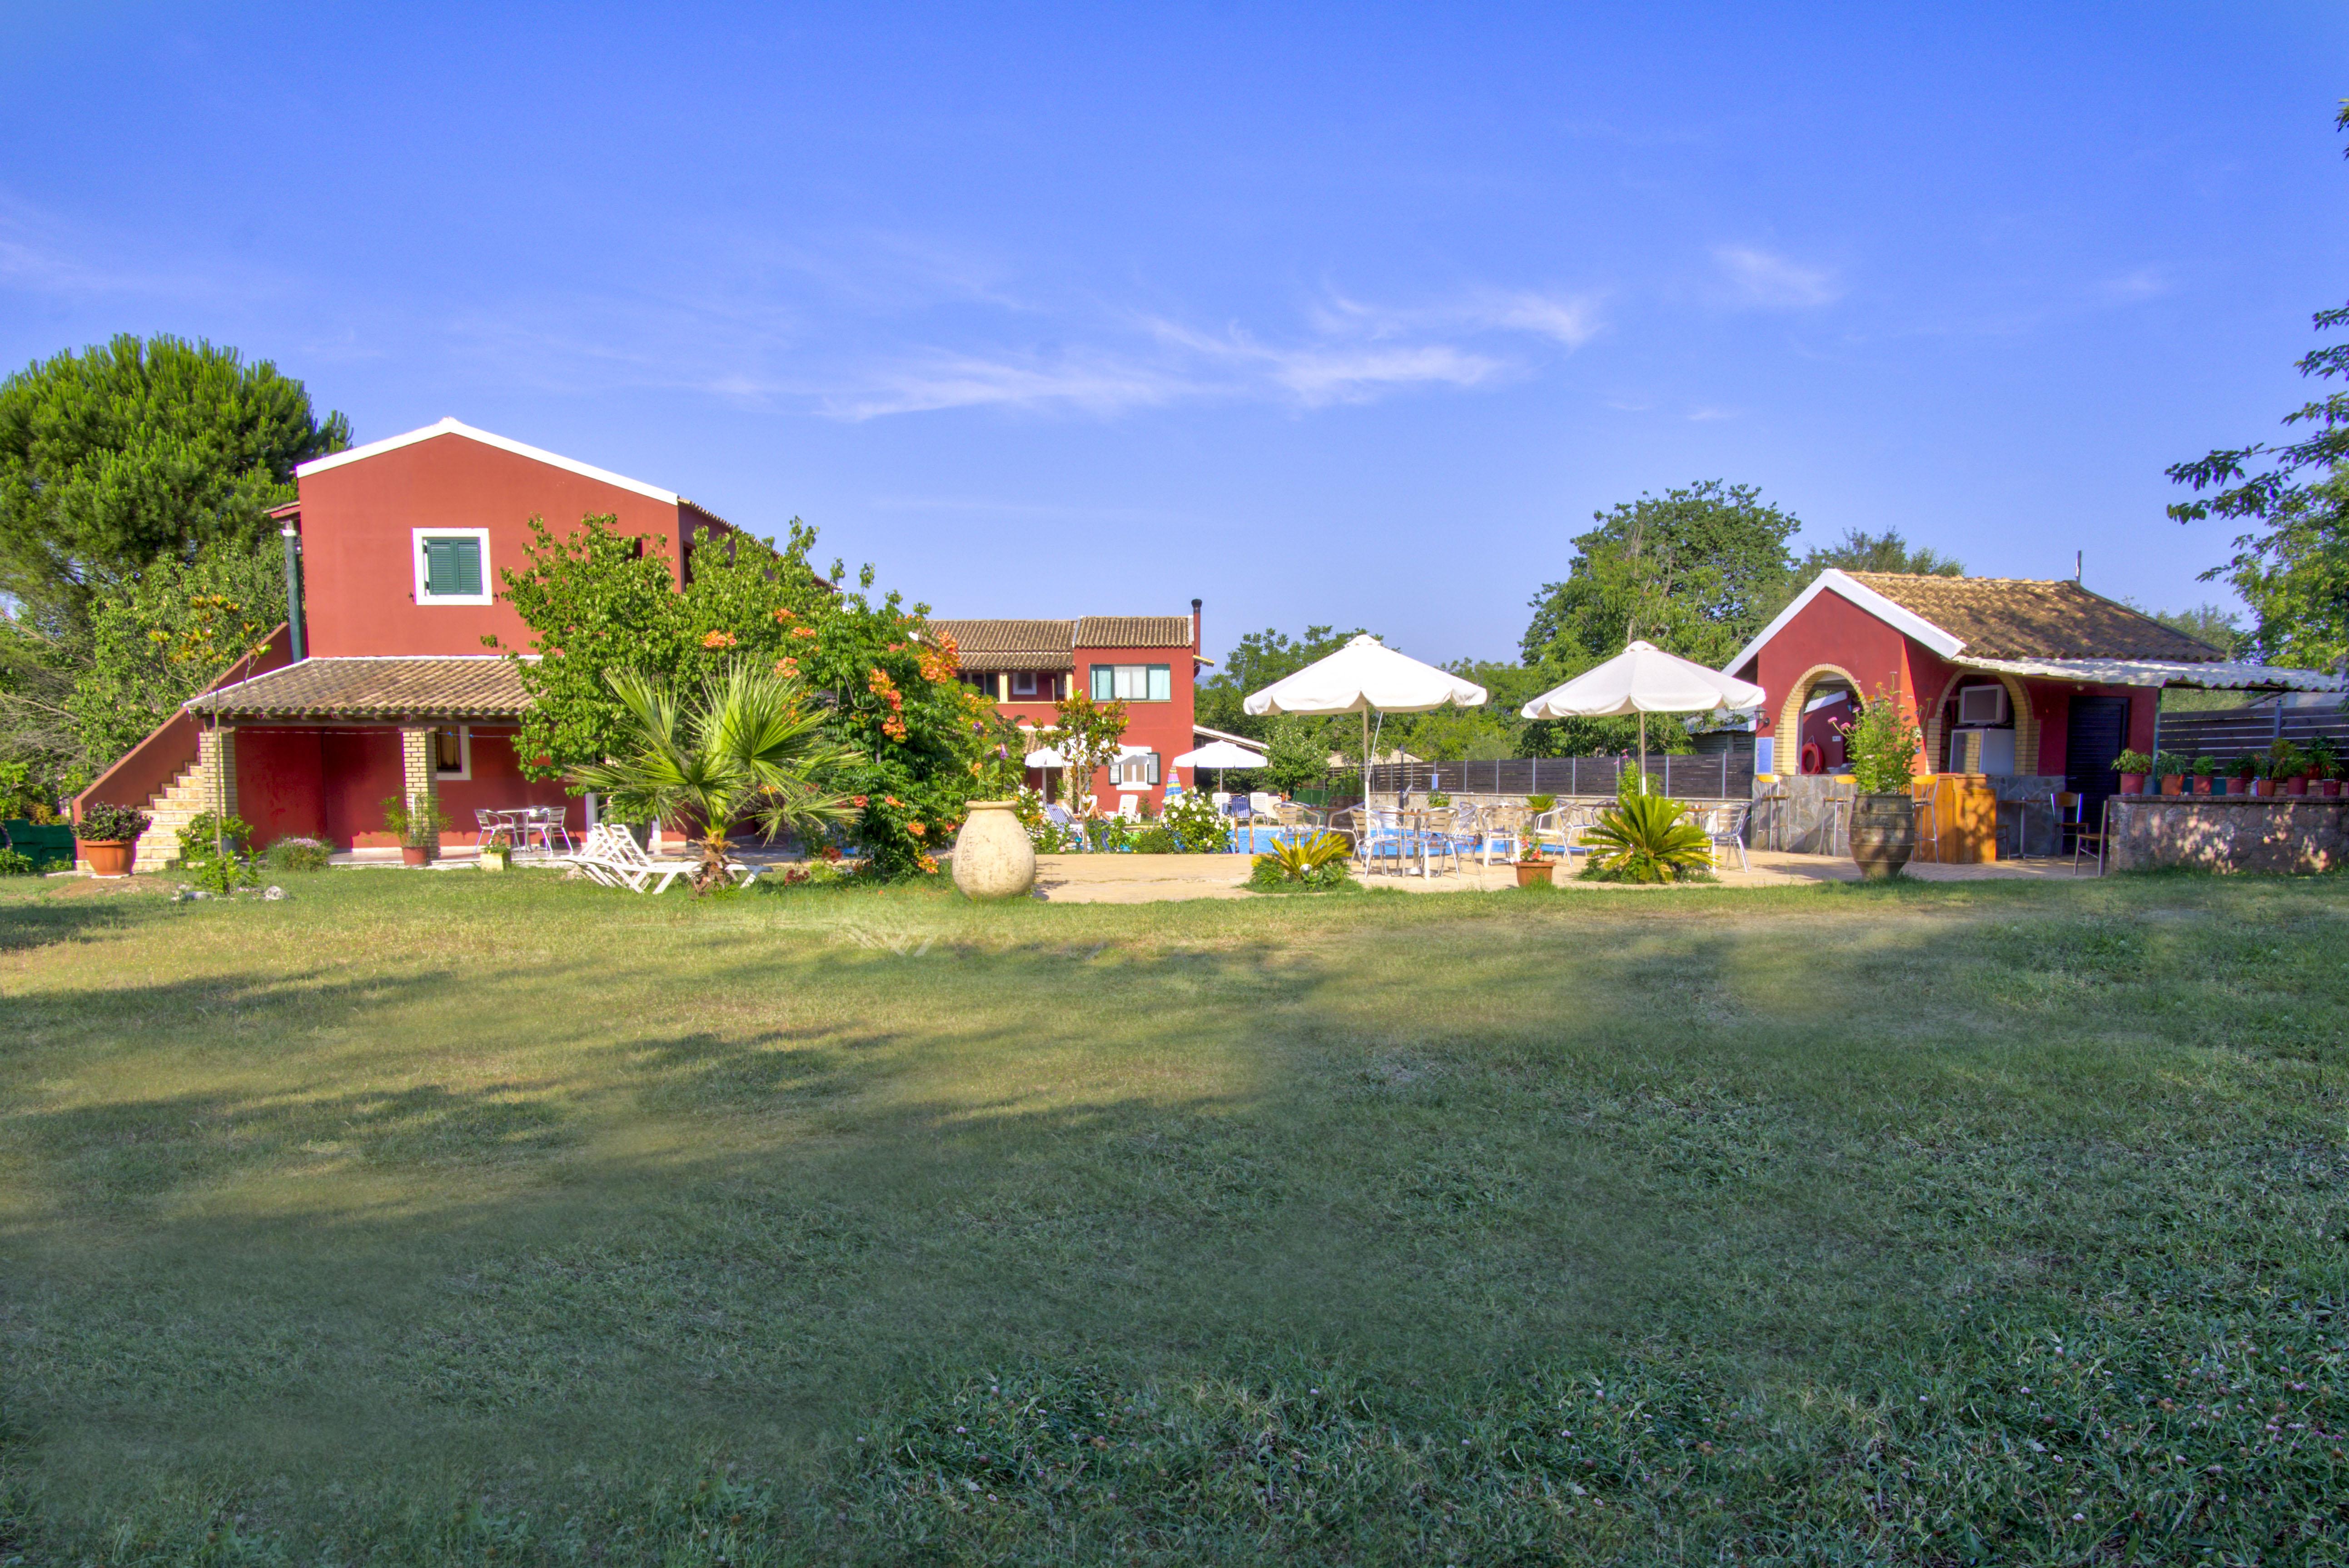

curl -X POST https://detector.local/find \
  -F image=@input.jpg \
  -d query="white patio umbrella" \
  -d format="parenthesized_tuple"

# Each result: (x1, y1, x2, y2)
(1244, 634, 1488, 796)
(1171, 738, 1268, 794)
(1022, 742, 1074, 808)
(1518, 640, 1767, 777)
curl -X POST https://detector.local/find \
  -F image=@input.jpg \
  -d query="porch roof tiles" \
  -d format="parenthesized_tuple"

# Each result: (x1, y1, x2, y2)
(185, 657, 532, 721)
(1844, 573, 2223, 662)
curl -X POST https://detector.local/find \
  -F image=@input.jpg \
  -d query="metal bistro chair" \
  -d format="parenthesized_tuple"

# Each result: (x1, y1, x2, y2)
(2056, 791, 2106, 875)
(473, 808, 507, 851)
(522, 805, 574, 856)
(1702, 801, 1752, 873)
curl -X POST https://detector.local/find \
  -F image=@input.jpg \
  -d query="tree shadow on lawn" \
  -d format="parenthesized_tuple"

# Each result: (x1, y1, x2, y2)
(8, 883, 2347, 1555)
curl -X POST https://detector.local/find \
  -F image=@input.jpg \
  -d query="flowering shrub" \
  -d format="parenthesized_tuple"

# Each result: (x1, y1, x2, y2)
(1160, 789, 1232, 853)
(493, 513, 1027, 878)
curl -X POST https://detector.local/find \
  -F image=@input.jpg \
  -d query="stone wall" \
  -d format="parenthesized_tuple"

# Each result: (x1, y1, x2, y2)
(2106, 797, 2348, 874)
(1748, 776, 1854, 855)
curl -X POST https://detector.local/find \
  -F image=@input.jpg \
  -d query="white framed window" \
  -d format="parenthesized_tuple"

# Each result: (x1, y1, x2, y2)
(432, 725, 471, 781)
(1010, 671, 1039, 697)
(413, 527, 493, 605)
(1111, 752, 1160, 786)
(1090, 663, 1171, 702)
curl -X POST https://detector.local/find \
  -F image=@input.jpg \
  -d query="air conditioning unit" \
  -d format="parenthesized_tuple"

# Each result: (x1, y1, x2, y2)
(1957, 685, 2010, 726)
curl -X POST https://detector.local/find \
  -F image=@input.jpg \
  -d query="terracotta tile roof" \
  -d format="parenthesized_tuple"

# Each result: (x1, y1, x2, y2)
(1844, 574, 2224, 662)
(1074, 615, 1194, 648)
(929, 619, 1075, 673)
(185, 657, 532, 720)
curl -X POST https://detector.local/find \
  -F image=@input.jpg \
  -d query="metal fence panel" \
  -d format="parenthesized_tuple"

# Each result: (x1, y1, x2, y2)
(1361, 753, 1753, 800)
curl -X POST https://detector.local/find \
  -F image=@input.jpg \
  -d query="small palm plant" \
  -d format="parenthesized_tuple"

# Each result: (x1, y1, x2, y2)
(1249, 831, 1352, 890)
(572, 662, 861, 894)
(1579, 771, 1713, 884)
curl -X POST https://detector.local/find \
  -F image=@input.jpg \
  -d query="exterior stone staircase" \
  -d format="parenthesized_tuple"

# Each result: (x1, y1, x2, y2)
(130, 757, 215, 874)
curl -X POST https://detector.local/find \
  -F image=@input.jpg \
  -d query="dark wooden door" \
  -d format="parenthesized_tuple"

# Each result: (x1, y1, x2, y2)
(2064, 696, 2130, 846)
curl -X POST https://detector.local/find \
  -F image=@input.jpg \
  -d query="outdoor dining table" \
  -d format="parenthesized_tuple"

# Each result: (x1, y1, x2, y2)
(482, 807, 555, 853)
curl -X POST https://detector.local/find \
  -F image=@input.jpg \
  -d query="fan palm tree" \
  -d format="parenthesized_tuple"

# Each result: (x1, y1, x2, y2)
(572, 663, 860, 893)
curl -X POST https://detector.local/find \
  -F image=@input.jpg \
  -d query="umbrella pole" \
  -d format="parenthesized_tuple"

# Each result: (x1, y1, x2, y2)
(1639, 711, 1648, 791)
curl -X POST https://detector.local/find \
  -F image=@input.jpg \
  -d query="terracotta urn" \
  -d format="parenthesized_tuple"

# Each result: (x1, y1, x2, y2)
(950, 799, 1035, 899)
(1850, 793, 1918, 880)
(79, 838, 136, 877)
(1513, 859, 1555, 888)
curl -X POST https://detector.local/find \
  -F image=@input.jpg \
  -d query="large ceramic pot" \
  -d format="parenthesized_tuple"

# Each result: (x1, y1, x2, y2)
(1850, 792, 1918, 880)
(79, 838, 136, 877)
(951, 800, 1036, 899)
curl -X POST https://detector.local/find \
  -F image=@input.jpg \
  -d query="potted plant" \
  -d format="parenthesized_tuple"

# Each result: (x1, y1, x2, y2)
(1515, 795, 1558, 884)
(2191, 755, 2216, 796)
(478, 825, 513, 872)
(2246, 753, 2274, 798)
(2228, 752, 2256, 796)
(75, 801, 151, 877)
(2110, 749, 2152, 795)
(1836, 691, 1923, 879)
(381, 794, 450, 866)
(2309, 737, 2342, 798)
(2154, 752, 2189, 796)
(2271, 739, 2309, 796)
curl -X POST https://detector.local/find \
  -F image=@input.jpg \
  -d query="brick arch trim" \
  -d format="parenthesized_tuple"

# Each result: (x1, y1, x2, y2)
(1772, 663, 1868, 773)
(1922, 669, 2038, 775)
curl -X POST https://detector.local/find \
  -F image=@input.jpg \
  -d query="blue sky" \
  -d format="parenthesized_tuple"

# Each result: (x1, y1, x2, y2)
(6, 5, 2346, 665)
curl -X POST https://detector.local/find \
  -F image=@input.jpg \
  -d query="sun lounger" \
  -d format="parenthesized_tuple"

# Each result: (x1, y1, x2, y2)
(570, 824, 756, 892)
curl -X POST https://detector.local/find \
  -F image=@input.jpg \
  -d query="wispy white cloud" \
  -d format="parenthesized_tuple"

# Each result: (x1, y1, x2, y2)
(2096, 267, 2168, 304)
(1687, 405, 1738, 422)
(1714, 245, 1843, 309)
(829, 350, 1197, 419)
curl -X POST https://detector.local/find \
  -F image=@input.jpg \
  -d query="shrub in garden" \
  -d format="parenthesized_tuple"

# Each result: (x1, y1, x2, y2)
(493, 513, 1020, 879)
(266, 836, 332, 873)
(0, 847, 36, 876)
(1160, 789, 1231, 853)
(175, 811, 259, 894)
(1248, 831, 1353, 891)
(1578, 771, 1712, 884)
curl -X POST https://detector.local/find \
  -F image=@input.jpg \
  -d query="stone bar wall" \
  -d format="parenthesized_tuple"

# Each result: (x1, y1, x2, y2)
(1748, 776, 1855, 856)
(2106, 797, 2348, 873)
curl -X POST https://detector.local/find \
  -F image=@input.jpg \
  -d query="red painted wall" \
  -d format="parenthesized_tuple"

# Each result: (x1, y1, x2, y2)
(319, 730, 405, 847)
(298, 432, 704, 658)
(995, 642, 1201, 810)
(1735, 587, 1912, 718)
(431, 730, 579, 847)
(234, 728, 327, 847)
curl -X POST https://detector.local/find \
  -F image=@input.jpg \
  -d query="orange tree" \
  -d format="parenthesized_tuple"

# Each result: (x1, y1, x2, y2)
(491, 513, 1020, 876)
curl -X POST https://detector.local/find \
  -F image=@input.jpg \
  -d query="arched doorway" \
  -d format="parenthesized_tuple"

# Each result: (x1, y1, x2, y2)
(1772, 664, 1866, 775)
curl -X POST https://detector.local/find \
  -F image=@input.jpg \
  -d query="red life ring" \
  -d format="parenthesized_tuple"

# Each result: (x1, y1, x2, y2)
(1800, 741, 1825, 775)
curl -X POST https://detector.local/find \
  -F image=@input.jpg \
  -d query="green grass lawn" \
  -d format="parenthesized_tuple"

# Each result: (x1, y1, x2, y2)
(2, 867, 2345, 1565)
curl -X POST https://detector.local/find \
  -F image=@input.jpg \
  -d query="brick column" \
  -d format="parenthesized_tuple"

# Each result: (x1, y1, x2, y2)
(400, 727, 438, 845)
(199, 725, 239, 822)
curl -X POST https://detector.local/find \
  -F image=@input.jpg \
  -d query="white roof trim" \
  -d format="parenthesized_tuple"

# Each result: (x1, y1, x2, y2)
(295, 417, 682, 505)
(1955, 656, 2344, 692)
(1722, 568, 1966, 677)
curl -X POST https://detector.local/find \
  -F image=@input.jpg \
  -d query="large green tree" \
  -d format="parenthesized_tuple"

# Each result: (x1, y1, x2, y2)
(1520, 480, 1801, 673)
(1796, 527, 1962, 580)
(0, 335, 345, 787)
(0, 334, 347, 633)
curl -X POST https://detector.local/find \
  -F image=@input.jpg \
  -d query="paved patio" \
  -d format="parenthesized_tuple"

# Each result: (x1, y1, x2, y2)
(1030, 849, 2099, 902)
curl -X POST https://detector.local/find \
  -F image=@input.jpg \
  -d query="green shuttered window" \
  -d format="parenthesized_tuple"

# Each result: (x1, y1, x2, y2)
(421, 536, 483, 598)
(1090, 663, 1171, 702)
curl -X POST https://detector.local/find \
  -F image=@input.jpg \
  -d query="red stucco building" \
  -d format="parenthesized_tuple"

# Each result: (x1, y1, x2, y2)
(931, 613, 1208, 812)
(1726, 569, 2244, 830)
(77, 418, 1205, 868)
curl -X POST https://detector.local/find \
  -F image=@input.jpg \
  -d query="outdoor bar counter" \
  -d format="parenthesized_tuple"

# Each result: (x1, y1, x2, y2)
(2105, 794, 2349, 874)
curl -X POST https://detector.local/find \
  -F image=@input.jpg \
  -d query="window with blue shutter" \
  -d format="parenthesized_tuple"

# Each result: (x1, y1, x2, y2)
(1090, 663, 1174, 702)
(421, 536, 483, 598)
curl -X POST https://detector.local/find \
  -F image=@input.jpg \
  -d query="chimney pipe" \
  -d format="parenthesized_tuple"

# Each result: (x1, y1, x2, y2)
(280, 521, 306, 661)
(1190, 597, 1202, 653)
